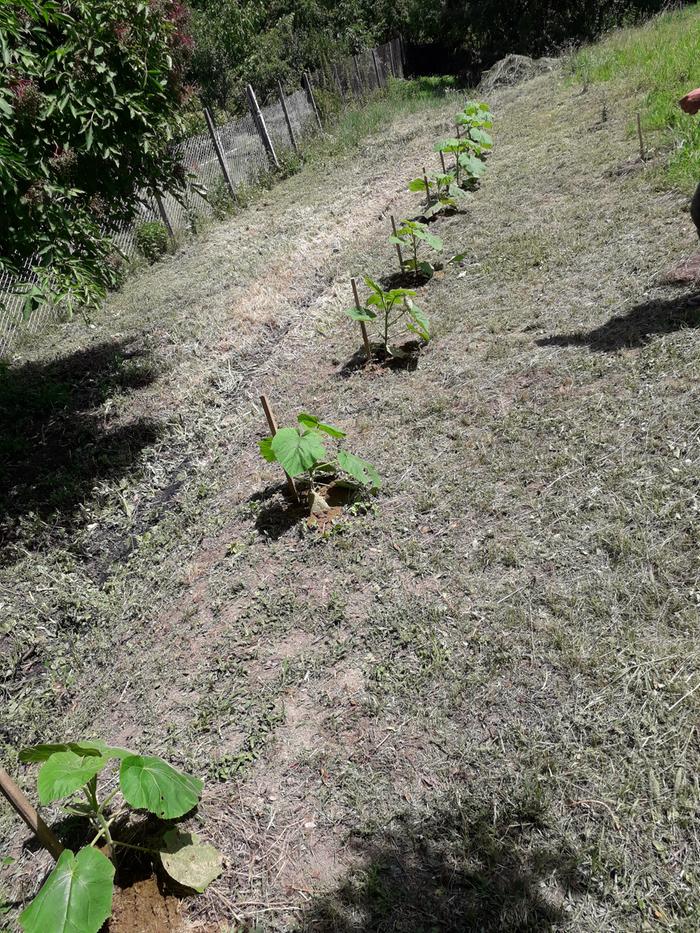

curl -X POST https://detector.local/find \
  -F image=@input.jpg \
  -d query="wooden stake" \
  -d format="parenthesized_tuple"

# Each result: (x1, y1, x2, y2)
(371, 49, 382, 88)
(0, 766, 64, 861)
(353, 55, 363, 95)
(422, 166, 432, 204)
(351, 277, 372, 362)
(259, 396, 298, 502)
(390, 215, 404, 272)
(637, 112, 646, 161)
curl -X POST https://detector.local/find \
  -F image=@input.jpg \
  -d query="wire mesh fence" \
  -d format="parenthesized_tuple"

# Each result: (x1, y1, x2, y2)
(0, 37, 405, 357)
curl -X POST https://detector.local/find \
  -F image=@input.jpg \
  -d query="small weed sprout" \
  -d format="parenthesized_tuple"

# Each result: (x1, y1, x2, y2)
(15, 741, 222, 933)
(346, 275, 430, 352)
(259, 413, 380, 512)
(390, 219, 467, 280)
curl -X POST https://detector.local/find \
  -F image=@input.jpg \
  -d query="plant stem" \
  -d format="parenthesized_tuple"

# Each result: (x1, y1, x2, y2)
(412, 234, 418, 276)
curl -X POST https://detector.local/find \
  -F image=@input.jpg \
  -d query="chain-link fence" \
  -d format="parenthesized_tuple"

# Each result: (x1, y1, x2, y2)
(0, 37, 404, 357)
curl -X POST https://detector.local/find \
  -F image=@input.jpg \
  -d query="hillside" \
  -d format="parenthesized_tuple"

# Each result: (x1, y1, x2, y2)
(2, 8, 700, 931)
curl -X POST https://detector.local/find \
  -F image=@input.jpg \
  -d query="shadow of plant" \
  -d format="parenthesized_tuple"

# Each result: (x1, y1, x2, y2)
(0, 339, 161, 549)
(537, 290, 700, 353)
(297, 790, 590, 932)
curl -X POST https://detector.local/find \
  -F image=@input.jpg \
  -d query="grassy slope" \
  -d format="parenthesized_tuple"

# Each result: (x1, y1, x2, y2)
(2, 14, 700, 932)
(571, 2, 700, 191)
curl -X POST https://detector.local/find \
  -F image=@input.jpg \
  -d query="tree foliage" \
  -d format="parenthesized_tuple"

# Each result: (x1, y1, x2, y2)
(0, 0, 192, 316)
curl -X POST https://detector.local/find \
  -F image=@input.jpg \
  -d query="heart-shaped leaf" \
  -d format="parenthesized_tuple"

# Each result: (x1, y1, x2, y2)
(19, 847, 114, 933)
(270, 428, 326, 478)
(119, 755, 202, 819)
(297, 414, 345, 438)
(37, 750, 112, 805)
(337, 450, 381, 489)
(19, 741, 131, 764)
(159, 829, 223, 892)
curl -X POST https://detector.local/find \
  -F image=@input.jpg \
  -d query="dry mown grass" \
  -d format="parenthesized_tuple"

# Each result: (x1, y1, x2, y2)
(2, 55, 700, 933)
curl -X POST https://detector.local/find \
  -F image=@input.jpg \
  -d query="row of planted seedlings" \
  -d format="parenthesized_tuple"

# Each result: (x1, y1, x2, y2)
(0, 102, 495, 933)
(258, 100, 494, 530)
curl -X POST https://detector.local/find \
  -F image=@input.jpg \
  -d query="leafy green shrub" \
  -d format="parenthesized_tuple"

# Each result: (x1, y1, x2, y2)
(0, 0, 192, 316)
(16, 740, 221, 933)
(135, 221, 169, 263)
(259, 413, 380, 511)
(346, 276, 429, 353)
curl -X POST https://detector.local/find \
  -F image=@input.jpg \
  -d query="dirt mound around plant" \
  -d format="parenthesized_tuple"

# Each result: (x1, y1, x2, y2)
(108, 876, 189, 932)
(480, 53, 558, 92)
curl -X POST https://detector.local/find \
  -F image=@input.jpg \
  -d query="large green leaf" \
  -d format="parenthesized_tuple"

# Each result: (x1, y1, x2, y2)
(19, 847, 114, 933)
(406, 301, 431, 342)
(337, 450, 381, 490)
(458, 152, 487, 177)
(270, 428, 327, 478)
(408, 177, 428, 192)
(119, 755, 203, 819)
(159, 829, 223, 893)
(37, 751, 112, 805)
(20, 741, 132, 764)
(345, 305, 376, 323)
(297, 414, 345, 438)
(258, 436, 276, 463)
(413, 227, 443, 251)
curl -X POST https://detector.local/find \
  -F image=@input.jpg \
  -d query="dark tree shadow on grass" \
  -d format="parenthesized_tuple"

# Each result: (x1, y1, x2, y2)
(537, 291, 700, 353)
(0, 339, 161, 549)
(297, 792, 590, 932)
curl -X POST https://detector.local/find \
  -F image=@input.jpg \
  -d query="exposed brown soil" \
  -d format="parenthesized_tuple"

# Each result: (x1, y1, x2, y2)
(108, 876, 188, 933)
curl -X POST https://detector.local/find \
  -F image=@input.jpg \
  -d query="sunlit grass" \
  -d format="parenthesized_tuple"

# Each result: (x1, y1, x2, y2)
(571, 3, 700, 191)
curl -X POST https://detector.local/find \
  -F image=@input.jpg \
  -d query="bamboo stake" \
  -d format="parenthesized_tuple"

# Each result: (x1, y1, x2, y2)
(259, 395, 299, 502)
(390, 215, 404, 273)
(351, 277, 372, 362)
(0, 766, 64, 861)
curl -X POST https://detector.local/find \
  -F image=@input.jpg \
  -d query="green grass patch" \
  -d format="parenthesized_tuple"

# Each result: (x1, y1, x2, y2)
(571, 3, 700, 191)
(305, 76, 458, 160)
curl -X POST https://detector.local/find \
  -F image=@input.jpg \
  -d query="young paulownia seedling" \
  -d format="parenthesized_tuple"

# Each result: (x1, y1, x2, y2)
(13, 741, 221, 933)
(345, 275, 430, 356)
(408, 170, 467, 218)
(389, 219, 466, 281)
(259, 413, 380, 515)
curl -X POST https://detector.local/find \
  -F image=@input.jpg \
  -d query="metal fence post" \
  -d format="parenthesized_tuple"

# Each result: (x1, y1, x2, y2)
(277, 80, 299, 153)
(203, 107, 236, 202)
(303, 71, 323, 130)
(246, 83, 280, 169)
(154, 193, 175, 242)
(371, 48, 382, 88)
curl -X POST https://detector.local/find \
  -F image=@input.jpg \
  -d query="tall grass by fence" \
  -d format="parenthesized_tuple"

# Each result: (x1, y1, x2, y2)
(0, 38, 404, 357)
